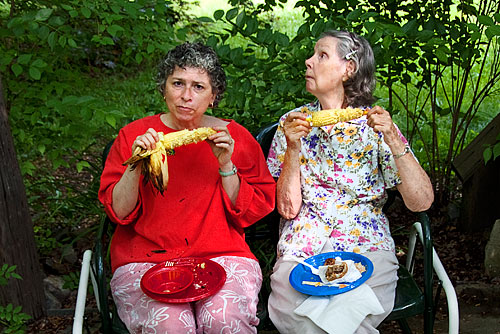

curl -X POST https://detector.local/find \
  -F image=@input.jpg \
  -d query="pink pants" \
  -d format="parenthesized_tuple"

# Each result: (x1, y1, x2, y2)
(111, 256, 262, 334)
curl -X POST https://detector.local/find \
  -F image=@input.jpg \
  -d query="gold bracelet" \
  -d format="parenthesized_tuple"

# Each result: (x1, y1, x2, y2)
(394, 144, 410, 159)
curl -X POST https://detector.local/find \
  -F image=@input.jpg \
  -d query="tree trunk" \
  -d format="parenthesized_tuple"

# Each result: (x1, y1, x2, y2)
(0, 75, 46, 318)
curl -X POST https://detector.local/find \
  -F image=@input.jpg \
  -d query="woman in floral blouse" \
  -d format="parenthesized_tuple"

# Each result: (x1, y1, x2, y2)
(266, 30, 434, 333)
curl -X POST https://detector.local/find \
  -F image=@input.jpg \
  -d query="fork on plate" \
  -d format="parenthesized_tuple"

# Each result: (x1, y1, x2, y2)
(296, 258, 320, 275)
(164, 258, 195, 267)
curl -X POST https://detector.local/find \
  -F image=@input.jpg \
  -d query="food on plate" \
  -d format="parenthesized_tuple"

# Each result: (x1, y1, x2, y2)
(323, 258, 348, 281)
(355, 262, 366, 273)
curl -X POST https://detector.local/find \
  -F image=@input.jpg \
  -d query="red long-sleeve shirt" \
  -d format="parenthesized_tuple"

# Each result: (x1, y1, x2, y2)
(98, 114, 276, 273)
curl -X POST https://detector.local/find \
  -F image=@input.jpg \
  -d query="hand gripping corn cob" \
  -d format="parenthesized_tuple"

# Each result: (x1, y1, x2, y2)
(308, 108, 367, 127)
(123, 127, 217, 193)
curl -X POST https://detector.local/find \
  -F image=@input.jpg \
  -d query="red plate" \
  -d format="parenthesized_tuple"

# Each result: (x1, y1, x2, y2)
(140, 257, 226, 303)
(142, 266, 194, 295)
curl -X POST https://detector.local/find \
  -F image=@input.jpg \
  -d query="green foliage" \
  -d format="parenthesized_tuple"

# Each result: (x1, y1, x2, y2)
(0, 265, 30, 334)
(483, 132, 500, 164)
(33, 225, 62, 257)
(195, 0, 500, 203)
(1, 0, 180, 174)
(0, 0, 187, 255)
(194, 2, 312, 131)
(0, 265, 21, 287)
(63, 271, 87, 292)
(62, 271, 78, 290)
(0, 304, 30, 334)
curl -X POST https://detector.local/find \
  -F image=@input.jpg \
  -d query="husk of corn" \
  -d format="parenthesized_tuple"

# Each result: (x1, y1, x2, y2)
(123, 127, 216, 192)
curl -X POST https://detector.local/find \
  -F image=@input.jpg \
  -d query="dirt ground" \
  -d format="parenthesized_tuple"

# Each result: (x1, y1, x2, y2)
(30, 294, 500, 334)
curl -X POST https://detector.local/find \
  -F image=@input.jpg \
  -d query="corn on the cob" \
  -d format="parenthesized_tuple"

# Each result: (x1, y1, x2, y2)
(123, 127, 216, 193)
(308, 108, 367, 127)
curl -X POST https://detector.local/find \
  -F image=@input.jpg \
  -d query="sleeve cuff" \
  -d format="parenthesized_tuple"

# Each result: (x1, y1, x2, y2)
(102, 184, 142, 225)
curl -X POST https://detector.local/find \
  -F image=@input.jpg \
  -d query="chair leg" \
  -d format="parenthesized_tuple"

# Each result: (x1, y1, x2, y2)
(73, 250, 92, 334)
(397, 318, 412, 334)
(424, 307, 434, 334)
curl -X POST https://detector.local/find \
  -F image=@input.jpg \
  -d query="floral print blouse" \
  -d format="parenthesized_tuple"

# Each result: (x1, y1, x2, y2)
(267, 101, 408, 259)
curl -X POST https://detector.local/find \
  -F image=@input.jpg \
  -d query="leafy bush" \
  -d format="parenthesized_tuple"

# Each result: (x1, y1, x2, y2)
(0, 265, 21, 286)
(0, 0, 188, 253)
(0, 265, 30, 334)
(1, 0, 181, 173)
(483, 132, 500, 164)
(63, 271, 90, 293)
(0, 304, 30, 334)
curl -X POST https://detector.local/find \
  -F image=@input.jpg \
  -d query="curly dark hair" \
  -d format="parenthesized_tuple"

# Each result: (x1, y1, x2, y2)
(319, 30, 376, 108)
(156, 42, 226, 108)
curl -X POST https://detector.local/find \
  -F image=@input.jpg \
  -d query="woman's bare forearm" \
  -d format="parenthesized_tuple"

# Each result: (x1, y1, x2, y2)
(112, 166, 142, 219)
(367, 107, 434, 212)
(219, 161, 240, 205)
(276, 112, 311, 218)
(390, 140, 434, 212)
(277, 147, 303, 219)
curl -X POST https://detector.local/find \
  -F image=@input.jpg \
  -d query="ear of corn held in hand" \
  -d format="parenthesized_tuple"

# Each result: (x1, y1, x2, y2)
(308, 108, 367, 127)
(123, 127, 216, 193)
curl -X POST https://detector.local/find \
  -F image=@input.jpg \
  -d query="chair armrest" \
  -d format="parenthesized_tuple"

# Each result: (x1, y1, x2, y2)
(408, 212, 459, 334)
(72, 249, 92, 334)
(430, 242, 460, 334)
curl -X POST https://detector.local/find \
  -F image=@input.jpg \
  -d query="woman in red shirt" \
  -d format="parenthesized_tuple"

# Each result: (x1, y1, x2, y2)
(98, 42, 275, 333)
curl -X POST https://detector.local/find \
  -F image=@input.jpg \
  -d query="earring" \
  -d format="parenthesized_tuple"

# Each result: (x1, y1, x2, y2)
(209, 103, 214, 108)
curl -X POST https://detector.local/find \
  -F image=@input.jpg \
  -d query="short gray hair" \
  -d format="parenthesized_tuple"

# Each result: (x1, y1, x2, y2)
(320, 30, 376, 107)
(156, 42, 226, 107)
